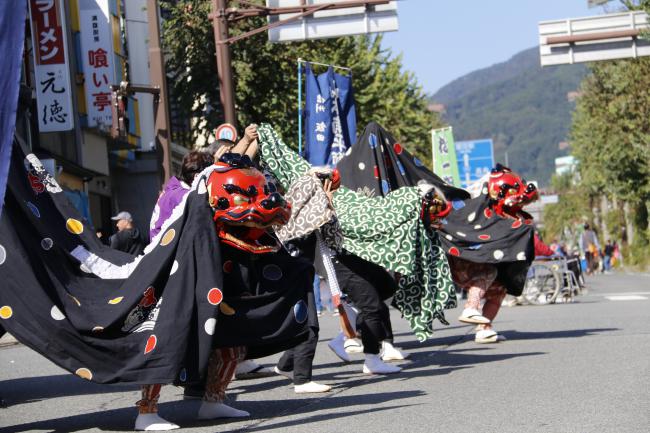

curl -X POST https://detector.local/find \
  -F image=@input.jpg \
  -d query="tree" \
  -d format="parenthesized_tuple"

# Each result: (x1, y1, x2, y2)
(542, 173, 590, 246)
(569, 57, 650, 262)
(160, 0, 442, 164)
(546, 1, 650, 264)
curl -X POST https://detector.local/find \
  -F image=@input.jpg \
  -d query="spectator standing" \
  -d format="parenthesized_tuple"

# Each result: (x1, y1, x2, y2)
(612, 240, 622, 267)
(313, 275, 333, 316)
(603, 240, 614, 273)
(109, 211, 147, 255)
(579, 223, 600, 275)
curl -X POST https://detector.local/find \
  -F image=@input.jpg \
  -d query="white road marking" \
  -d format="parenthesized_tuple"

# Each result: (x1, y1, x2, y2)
(597, 292, 650, 297)
(605, 295, 648, 301)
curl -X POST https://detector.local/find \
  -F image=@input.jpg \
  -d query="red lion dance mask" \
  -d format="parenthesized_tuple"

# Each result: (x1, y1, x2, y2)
(419, 183, 452, 227)
(487, 164, 538, 219)
(206, 153, 291, 254)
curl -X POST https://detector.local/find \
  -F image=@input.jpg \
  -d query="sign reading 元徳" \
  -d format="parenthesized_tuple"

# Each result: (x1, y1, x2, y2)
(28, 0, 74, 132)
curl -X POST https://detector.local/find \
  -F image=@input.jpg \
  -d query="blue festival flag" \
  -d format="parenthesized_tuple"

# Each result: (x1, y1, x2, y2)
(333, 71, 357, 155)
(0, 0, 27, 216)
(304, 64, 357, 167)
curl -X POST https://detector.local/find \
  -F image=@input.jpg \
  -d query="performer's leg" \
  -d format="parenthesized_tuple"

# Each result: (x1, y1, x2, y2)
(380, 302, 409, 361)
(480, 285, 507, 328)
(344, 281, 400, 374)
(137, 385, 162, 415)
(345, 283, 385, 355)
(465, 285, 486, 311)
(198, 347, 249, 419)
(449, 257, 492, 325)
(134, 384, 179, 431)
(276, 348, 295, 375)
(475, 283, 507, 344)
(379, 302, 393, 342)
(292, 328, 331, 393)
(292, 334, 316, 385)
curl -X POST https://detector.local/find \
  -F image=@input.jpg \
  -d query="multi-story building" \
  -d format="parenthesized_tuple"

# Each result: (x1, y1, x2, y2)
(22, 0, 184, 240)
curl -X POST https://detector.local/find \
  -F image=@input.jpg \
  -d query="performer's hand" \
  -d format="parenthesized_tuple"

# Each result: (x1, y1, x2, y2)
(243, 124, 258, 143)
(214, 143, 233, 161)
(323, 179, 335, 204)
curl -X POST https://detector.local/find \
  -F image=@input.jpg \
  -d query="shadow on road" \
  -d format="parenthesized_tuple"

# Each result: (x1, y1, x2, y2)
(0, 374, 137, 407)
(431, 349, 545, 368)
(501, 327, 619, 341)
(239, 403, 418, 432)
(0, 390, 422, 432)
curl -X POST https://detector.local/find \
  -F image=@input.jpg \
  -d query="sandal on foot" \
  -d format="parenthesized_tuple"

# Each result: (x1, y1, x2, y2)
(475, 329, 501, 343)
(459, 308, 491, 325)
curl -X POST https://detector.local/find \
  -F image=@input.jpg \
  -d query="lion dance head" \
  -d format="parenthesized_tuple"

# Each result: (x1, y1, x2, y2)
(207, 153, 291, 254)
(487, 163, 538, 219)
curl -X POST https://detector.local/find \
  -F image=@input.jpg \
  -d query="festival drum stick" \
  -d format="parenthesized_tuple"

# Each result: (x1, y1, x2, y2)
(316, 231, 356, 339)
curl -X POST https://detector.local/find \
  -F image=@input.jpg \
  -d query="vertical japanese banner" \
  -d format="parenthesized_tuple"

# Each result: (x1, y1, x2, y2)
(78, 0, 115, 128)
(304, 64, 357, 168)
(431, 126, 461, 187)
(332, 70, 356, 166)
(28, 0, 74, 132)
(304, 63, 332, 167)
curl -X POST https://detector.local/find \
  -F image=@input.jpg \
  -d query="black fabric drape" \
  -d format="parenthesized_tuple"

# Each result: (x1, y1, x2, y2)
(336, 121, 469, 201)
(336, 122, 534, 295)
(0, 139, 312, 385)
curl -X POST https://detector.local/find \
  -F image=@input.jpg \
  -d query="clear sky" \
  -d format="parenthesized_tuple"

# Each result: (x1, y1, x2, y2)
(382, 0, 609, 95)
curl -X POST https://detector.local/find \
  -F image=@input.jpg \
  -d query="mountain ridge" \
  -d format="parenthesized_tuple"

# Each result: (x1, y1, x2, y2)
(431, 47, 588, 185)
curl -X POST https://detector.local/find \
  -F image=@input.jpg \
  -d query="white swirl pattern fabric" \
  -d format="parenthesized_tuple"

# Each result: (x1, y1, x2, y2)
(273, 174, 342, 251)
(258, 124, 456, 341)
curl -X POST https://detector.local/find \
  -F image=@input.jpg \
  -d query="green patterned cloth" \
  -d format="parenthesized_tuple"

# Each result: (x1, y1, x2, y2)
(258, 124, 456, 340)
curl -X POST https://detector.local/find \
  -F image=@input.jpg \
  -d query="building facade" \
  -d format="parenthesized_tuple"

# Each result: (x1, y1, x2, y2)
(22, 0, 183, 240)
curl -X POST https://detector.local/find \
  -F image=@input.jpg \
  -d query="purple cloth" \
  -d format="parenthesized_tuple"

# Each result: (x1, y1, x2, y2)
(149, 177, 189, 239)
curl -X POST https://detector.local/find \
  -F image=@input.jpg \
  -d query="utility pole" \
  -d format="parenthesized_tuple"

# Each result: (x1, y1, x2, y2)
(208, 1, 390, 130)
(211, 0, 237, 127)
(147, 0, 173, 183)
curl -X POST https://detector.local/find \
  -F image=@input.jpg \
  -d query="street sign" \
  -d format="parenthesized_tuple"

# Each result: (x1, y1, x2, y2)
(215, 123, 238, 142)
(539, 11, 650, 66)
(215, 123, 237, 141)
(266, 0, 398, 43)
(455, 139, 494, 189)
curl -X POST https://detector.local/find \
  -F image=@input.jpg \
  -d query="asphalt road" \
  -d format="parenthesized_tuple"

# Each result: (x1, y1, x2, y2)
(1, 272, 649, 433)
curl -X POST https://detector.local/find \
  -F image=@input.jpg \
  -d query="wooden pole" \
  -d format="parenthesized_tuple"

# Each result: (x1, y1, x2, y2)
(147, 0, 173, 183)
(212, 0, 237, 127)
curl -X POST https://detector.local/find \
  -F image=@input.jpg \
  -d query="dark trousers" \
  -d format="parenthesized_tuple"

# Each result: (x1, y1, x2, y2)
(276, 327, 319, 385)
(334, 253, 397, 355)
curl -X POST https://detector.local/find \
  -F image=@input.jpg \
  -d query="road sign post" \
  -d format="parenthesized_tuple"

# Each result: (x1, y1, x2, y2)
(539, 11, 650, 66)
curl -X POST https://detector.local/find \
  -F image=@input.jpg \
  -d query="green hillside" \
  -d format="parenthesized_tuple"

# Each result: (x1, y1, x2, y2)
(432, 47, 588, 185)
